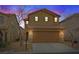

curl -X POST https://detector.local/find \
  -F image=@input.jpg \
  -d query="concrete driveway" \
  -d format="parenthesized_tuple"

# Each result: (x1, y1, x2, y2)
(0, 43, 79, 54)
(32, 43, 79, 53)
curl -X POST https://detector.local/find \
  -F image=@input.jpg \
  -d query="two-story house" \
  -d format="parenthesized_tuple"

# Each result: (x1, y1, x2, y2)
(25, 9, 64, 43)
(0, 12, 20, 48)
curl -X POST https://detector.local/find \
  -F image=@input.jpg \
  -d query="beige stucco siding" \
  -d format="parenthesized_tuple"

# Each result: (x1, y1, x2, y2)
(25, 9, 61, 43)
(8, 15, 20, 42)
(60, 14, 79, 42)
(28, 11, 59, 27)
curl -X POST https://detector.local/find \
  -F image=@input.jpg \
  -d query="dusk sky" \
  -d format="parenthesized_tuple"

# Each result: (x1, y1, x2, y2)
(0, 5, 79, 28)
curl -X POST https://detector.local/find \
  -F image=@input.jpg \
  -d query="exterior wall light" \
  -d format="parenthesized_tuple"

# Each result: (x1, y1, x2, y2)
(26, 21, 29, 24)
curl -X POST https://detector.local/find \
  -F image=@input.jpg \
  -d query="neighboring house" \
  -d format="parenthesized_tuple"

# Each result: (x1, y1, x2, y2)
(0, 12, 20, 48)
(60, 13, 79, 42)
(25, 9, 64, 43)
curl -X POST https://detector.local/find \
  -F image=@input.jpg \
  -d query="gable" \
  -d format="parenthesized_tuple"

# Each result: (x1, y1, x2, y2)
(28, 9, 60, 17)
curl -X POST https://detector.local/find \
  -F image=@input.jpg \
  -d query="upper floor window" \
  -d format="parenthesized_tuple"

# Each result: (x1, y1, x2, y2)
(26, 21, 29, 24)
(35, 16, 38, 21)
(45, 17, 48, 22)
(54, 17, 58, 22)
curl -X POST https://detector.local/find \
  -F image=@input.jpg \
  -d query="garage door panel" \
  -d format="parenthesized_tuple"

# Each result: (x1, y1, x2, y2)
(33, 31, 59, 43)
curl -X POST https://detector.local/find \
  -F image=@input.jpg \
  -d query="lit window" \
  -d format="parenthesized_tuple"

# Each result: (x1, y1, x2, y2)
(45, 17, 48, 22)
(54, 17, 58, 22)
(26, 21, 29, 24)
(35, 16, 38, 21)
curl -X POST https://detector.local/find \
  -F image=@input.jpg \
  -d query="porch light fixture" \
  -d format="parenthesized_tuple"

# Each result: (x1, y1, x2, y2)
(26, 21, 29, 24)
(59, 31, 64, 40)
(29, 30, 33, 40)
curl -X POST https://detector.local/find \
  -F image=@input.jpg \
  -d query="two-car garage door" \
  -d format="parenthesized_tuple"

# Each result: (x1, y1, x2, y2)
(32, 31, 59, 43)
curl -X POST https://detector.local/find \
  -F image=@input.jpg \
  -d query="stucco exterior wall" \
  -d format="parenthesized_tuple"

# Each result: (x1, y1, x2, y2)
(0, 13, 20, 45)
(28, 11, 59, 28)
(25, 9, 63, 43)
(60, 14, 79, 42)
(8, 15, 20, 42)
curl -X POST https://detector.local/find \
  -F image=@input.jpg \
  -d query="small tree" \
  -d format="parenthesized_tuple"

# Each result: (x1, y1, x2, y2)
(16, 6, 26, 46)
